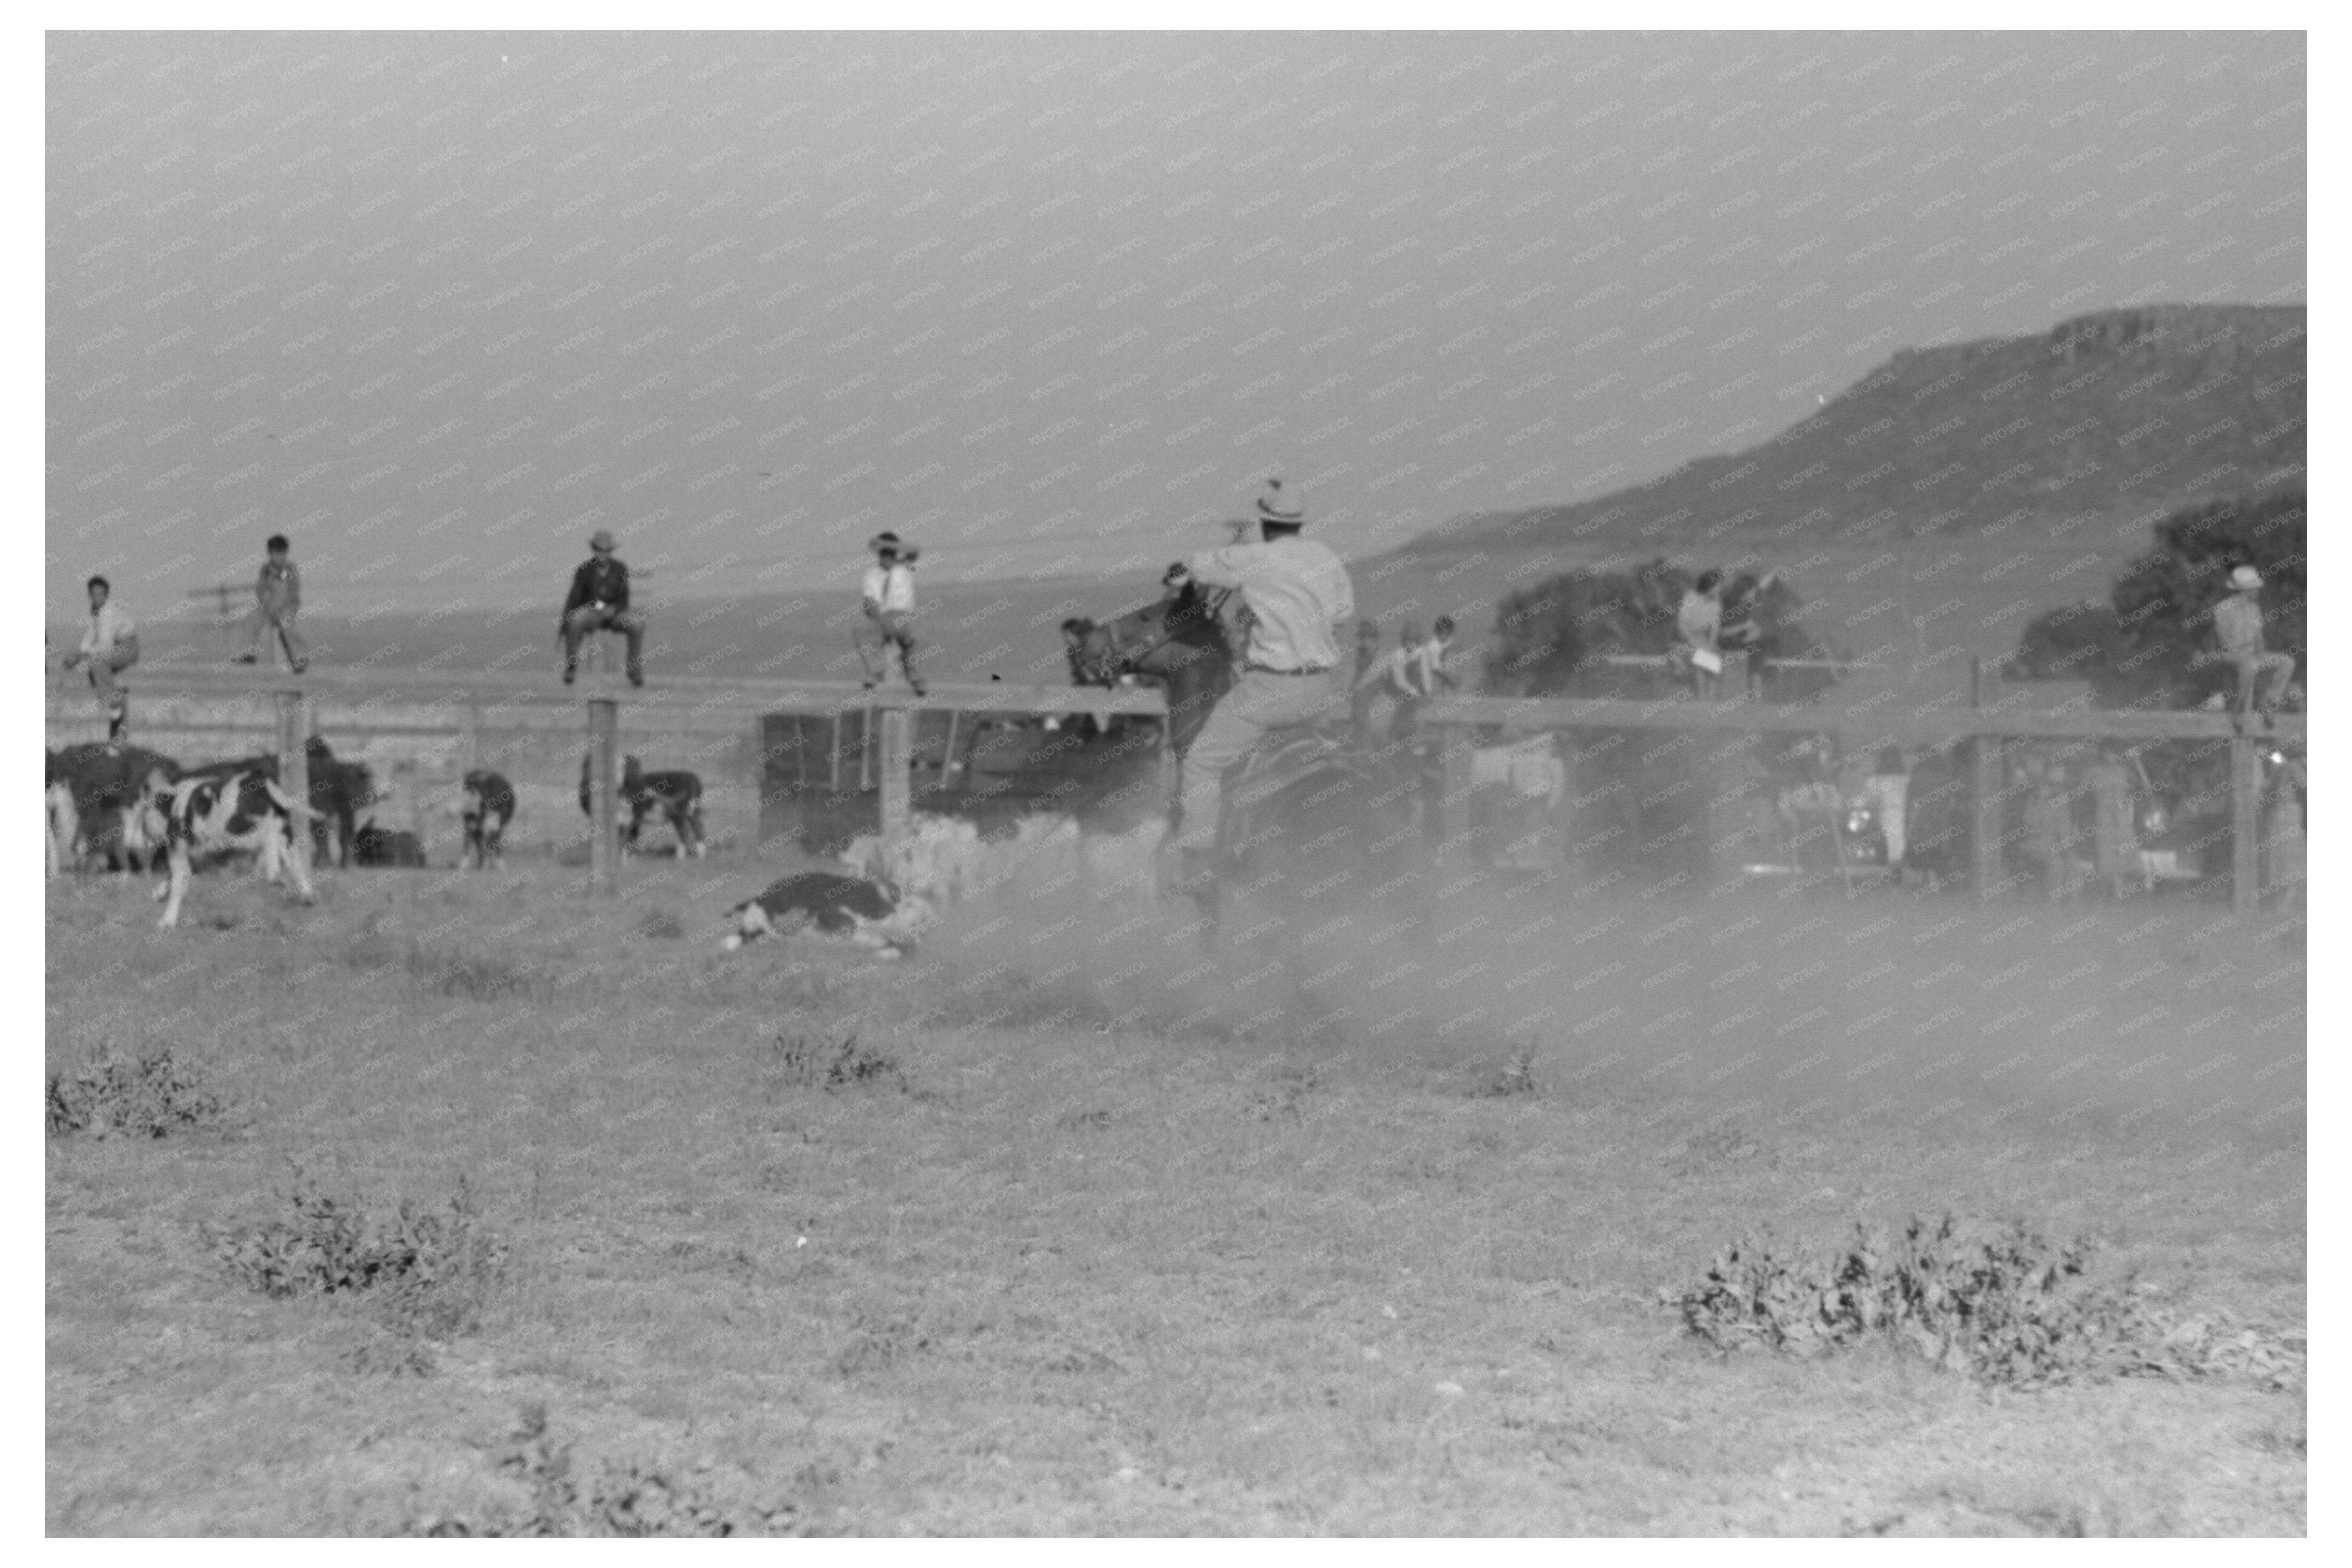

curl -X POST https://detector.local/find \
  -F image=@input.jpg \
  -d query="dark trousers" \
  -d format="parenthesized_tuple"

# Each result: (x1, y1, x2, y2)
(564, 604, 644, 675)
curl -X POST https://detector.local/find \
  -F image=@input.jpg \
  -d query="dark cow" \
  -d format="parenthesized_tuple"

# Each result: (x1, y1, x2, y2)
(351, 818, 430, 868)
(720, 871, 931, 958)
(303, 736, 376, 867)
(460, 770, 517, 869)
(580, 752, 706, 857)
(136, 767, 316, 929)
(49, 742, 181, 873)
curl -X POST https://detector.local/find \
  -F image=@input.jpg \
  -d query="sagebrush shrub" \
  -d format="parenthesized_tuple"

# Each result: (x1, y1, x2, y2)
(1668, 1214, 2304, 1389)
(769, 1030, 905, 1092)
(47, 1050, 224, 1138)
(409, 1404, 779, 1537)
(212, 1168, 505, 1339)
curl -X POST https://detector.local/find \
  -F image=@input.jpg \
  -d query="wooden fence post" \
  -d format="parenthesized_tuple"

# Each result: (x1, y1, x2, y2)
(277, 690, 312, 870)
(880, 703, 912, 852)
(1968, 658, 2003, 899)
(1435, 726, 1474, 863)
(2231, 735, 2261, 915)
(588, 696, 619, 897)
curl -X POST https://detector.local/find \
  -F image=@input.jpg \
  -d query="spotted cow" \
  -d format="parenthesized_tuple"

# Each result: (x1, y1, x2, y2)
(138, 767, 318, 929)
(720, 871, 933, 959)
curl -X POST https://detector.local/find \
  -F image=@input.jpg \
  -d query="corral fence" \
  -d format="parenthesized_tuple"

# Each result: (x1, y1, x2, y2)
(47, 662, 1168, 894)
(1421, 655, 2306, 915)
(52, 655, 2302, 914)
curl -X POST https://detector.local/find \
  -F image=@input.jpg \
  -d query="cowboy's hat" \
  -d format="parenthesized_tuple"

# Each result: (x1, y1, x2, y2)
(2230, 564, 2263, 590)
(589, 529, 617, 551)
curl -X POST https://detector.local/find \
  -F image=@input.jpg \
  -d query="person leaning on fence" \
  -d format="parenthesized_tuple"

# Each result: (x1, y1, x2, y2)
(1674, 569, 1727, 696)
(856, 532, 925, 698)
(233, 533, 309, 673)
(62, 574, 138, 742)
(1415, 616, 1461, 705)
(1165, 478, 1356, 891)
(561, 528, 644, 687)
(1355, 622, 1424, 743)
(2206, 564, 2296, 726)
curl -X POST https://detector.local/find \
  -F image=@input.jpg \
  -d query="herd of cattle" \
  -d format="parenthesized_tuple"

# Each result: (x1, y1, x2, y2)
(38, 736, 913, 945)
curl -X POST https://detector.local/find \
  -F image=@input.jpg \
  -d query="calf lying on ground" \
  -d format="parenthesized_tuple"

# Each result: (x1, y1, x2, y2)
(460, 769, 516, 869)
(580, 752, 707, 857)
(137, 767, 318, 929)
(720, 871, 932, 958)
(352, 819, 429, 867)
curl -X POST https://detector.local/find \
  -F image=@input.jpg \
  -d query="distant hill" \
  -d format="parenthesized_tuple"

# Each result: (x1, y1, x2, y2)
(1413, 303, 2305, 558)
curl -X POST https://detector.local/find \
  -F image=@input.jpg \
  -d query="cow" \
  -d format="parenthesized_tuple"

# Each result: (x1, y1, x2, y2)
(460, 769, 516, 870)
(580, 751, 707, 857)
(351, 818, 430, 868)
(135, 767, 317, 929)
(720, 871, 932, 959)
(49, 742, 180, 874)
(303, 736, 376, 868)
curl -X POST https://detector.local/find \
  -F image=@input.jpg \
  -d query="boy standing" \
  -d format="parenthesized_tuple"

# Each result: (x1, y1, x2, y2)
(856, 532, 926, 697)
(235, 533, 310, 673)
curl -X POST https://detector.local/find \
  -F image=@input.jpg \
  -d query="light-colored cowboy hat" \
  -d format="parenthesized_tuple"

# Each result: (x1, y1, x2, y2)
(2230, 564, 2263, 590)
(589, 529, 617, 551)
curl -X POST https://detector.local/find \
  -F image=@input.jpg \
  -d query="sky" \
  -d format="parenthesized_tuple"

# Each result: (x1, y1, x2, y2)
(46, 29, 2306, 622)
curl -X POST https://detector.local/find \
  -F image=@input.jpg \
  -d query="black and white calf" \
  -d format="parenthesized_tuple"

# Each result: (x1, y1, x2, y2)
(137, 767, 317, 928)
(580, 752, 706, 857)
(721, 871, 933, 959)
(460, 769, 516, 869)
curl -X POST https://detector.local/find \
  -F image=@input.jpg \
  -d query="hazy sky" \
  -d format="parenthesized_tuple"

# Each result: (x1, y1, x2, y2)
(47, 30, 2305, 620)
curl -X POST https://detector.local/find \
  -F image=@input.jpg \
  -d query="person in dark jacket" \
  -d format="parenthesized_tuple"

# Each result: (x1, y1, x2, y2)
(561, 528, 645, 686)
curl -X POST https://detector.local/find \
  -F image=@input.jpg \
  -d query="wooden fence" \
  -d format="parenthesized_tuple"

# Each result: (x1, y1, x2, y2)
(1421, 657, 2306, 913)
(47, 662, 1168, 894)
(52, 657, 2301, 911)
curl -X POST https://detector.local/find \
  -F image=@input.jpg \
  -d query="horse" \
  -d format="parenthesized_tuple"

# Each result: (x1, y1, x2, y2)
(1064, 579, 1419, 950)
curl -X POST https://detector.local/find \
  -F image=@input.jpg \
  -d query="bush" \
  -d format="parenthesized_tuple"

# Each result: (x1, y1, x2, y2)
(211, 1168, 505, 1340)
(2012, 489, 2305, 707)
(409, 1404, 793, 1537)
(768, 1029, 906, 1093)
(1667, 1214, 2304, 1390)
(47, 1050, 224, 1138)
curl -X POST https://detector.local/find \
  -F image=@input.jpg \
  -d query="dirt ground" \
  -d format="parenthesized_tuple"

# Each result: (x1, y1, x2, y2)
(45, 846, 2305, 1535)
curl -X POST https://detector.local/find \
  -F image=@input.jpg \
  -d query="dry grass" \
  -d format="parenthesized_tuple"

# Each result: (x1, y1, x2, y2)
(44, 853, 2304, 1535)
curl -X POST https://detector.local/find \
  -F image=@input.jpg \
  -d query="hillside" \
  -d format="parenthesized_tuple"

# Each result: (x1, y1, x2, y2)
(1414, 304, 2305, 559)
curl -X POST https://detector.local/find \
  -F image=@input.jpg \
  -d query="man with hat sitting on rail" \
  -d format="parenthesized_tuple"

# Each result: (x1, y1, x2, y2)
(856, 531, 926, 698)
(2206, 564, 2296, 729)
(1162, 477, 1357, 892)
(560, 528, 645, 686)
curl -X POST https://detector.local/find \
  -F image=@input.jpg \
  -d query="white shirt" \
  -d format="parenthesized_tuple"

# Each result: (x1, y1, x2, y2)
(861, 562, 916, 615)
(80, 601, 136, 657)
(1413, 636, 1455, 693)
(1185, 535, 1355, 673)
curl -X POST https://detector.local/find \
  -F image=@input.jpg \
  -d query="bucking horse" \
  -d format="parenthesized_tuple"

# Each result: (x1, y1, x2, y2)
(1062, 578, 1421, 950)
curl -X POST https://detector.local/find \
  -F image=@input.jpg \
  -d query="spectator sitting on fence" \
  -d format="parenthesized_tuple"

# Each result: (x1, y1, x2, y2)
(856, 531, 926, 698)
(233, 533, 309, 674)
(62, 574, 138, 742)
(1673, 569, 1730, 696)
(561, 528, 644, 687)
(2202, 564, 2295, 728)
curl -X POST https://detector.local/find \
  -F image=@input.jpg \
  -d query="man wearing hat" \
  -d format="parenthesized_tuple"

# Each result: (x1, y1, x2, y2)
(1162, 478, 1356, 890)
(560, 529, 645, 686)
(856, 531, 925, 697)
(2209, 564, 2295, 722)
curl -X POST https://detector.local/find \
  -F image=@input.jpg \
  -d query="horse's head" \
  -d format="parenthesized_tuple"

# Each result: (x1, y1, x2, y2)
(1064, 581, 1231, 689)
